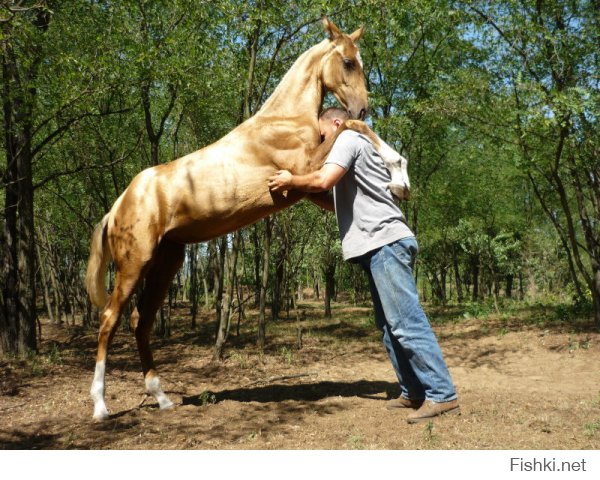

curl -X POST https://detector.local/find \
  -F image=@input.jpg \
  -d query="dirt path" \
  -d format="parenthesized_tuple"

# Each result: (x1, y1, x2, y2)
(1, 305, 599, 449)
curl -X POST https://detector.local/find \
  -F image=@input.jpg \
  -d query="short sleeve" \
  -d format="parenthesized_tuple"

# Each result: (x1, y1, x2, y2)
(324, 130, 360, 171)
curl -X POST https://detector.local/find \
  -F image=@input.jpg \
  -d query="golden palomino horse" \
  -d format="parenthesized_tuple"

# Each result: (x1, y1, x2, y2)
(85, 18, 409, 421)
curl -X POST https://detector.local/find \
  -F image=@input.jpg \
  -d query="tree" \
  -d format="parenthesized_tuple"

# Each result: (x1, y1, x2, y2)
(464, 0, 600, 323)
(1, 1, 53, 356)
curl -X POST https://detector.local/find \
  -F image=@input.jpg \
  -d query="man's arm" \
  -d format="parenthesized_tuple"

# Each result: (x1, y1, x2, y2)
(306, 191, 335, 212)
(268, 163, 346, 193)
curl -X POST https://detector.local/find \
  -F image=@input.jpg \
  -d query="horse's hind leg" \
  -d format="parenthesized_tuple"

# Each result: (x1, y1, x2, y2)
(134, 239, 185, 411)
(91, 268, 140, 420)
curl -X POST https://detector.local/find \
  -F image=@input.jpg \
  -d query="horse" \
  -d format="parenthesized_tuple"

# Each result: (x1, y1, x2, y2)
(85, 18, 409, 421)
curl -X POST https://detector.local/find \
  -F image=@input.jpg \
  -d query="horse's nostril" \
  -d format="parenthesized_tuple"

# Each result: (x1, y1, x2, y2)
(359, 108, 366, 120)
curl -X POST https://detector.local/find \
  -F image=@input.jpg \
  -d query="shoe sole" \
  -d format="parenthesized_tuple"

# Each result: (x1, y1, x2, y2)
(406, 406, 461, 424)
(386, 402, 423, 410)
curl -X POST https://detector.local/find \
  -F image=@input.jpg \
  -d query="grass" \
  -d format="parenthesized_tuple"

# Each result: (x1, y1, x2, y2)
(348, 433, 365, 449)
(584, 420, 600, 437)
(229, 351, 250, 369)
(197, 390, 217, 406)
(427, 297, 596, 332)
(279, 346, 294, 364)
(422, 421, 437, 444)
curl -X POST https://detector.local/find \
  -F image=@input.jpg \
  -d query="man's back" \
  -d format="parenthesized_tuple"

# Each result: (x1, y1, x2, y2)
(324, 129, 413, 260)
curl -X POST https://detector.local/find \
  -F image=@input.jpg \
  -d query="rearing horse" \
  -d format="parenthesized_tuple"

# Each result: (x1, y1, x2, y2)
(85, 18, 409, 421)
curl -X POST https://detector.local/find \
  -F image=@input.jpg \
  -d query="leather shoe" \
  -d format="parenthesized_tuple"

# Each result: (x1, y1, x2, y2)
(386, 396, 424, 410)
(406, 399, 460, 423)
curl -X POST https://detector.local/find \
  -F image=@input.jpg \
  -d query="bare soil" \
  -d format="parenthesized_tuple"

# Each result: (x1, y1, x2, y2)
(1, 302, 599, 449)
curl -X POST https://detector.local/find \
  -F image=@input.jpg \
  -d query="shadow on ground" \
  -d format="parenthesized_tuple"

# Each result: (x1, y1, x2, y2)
(183, 379, 398, 406)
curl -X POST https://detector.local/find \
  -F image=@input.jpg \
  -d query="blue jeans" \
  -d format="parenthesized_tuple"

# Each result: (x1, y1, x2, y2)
(355, 237, 457, 403)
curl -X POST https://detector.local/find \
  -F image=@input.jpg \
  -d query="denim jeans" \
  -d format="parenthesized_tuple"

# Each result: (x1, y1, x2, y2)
(355, 236, 457, 403)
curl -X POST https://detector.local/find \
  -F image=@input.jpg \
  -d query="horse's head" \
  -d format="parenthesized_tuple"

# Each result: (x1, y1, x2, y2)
(320, 18, 368, 120)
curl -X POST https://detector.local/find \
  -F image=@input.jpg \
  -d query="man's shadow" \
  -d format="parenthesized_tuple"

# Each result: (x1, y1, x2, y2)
(183, 379, 399, 406)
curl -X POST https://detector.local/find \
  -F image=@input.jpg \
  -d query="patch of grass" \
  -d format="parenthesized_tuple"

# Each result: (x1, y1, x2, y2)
(197, 390, 216, 406)
(280, 346, 294, 364)
(229, 352, 249, 369)
(584, 420, 600, 437)
(247, 429, 262, 442)
(422, 421, 437, 443)
(47, 344, 63, 366)
(462, 301, 495, 320)
(568, 337, 591, 352)
(26, 352, 46, 377)
(348, 433, 364, 449)
(362, 312, 376, 329)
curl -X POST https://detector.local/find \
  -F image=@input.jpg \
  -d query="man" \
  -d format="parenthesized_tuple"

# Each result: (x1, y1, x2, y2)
(268, 107, 459, 423)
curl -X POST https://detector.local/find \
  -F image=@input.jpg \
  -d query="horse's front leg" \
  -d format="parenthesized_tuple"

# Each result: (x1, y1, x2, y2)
(303, 120, 410, 201)
(343, 121, 410, 201)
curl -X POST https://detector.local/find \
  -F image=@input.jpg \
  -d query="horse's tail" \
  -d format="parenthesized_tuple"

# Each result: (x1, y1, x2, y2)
(85, 213, 111, 308)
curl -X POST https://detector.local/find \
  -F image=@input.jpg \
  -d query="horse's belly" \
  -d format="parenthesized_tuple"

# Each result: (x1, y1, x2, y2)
(163, 169, 303, 244)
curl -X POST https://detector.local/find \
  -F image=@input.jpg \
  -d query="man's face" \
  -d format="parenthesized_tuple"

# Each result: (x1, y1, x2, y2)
(319, 117, 342, 141)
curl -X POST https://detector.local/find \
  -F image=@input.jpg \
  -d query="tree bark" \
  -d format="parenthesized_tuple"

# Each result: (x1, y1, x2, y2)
(257, 217, 271, 350)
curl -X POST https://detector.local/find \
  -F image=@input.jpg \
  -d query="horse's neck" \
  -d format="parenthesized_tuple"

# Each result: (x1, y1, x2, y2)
(256, 40, 330, 120)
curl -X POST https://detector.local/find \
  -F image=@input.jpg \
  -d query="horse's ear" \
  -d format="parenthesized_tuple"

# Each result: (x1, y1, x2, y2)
(349, 26, 364, 43)
(322, 17, 342, 40)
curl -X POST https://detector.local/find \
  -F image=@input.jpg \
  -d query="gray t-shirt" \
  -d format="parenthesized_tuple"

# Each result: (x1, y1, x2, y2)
(324, 129, 414, 260)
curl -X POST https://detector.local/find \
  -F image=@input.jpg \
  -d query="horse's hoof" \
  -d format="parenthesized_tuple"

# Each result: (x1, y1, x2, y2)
(389, 183, 410, 201)
(92, 408, 110, 422)
(158, 398, 175, 411)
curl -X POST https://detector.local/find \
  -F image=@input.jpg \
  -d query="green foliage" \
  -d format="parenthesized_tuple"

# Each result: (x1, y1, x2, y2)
(2, 0, 598, 356)
(197, 390, 217, 406)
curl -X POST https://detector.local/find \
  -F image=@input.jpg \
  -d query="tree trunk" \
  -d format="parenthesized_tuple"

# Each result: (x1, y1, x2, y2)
(215, 232, 241, 360)
(471, 255, 480, 302)
(272, 234, 285, 321)
(35, 241, 54, 323)
(453, 248, 463, 303)
(257, 217, 271, 349)
(1, 38, 37, 356)
(252, 225, 261, 307)
(323, 264, 335, 318)
(189, 245, 199, 329)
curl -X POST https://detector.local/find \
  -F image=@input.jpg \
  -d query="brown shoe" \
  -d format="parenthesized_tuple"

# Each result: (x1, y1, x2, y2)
(406, 399, 460, 423)
(386, 396, 424, 410)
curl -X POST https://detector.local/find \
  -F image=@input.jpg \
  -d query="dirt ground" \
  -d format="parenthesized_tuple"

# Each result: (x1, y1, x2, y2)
(1, 301, 599, 450)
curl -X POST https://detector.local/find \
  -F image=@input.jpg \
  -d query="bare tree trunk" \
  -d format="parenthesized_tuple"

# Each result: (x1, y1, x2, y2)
(257, 217, 271, 350)
(323, 263, 335, 318)
(215, 233, 241, 360)
(189, 245, 199, 328)
(35, 240, 54, 323)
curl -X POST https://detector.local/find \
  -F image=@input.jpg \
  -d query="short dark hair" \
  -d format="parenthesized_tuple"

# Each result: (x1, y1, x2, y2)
(319, 107, 350, 122)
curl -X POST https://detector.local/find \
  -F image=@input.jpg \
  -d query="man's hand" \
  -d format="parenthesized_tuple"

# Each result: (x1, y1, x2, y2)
(268, 170, 293, 192)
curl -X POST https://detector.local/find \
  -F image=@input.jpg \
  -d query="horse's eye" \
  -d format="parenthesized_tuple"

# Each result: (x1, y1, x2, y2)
(343, 58, 355, 70)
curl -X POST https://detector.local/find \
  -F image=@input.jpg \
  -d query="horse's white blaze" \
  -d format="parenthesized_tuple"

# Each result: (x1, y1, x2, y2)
(145, 375, 174, 410)
(91, 360, 109, 420)
(356, 51, 364, 69)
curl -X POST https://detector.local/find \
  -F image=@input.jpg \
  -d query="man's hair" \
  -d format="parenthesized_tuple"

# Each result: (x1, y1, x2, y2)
(319, 107, 350, 122)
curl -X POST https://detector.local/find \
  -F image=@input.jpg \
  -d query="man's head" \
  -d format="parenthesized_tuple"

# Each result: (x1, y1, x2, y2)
(319, 107, 350, 141)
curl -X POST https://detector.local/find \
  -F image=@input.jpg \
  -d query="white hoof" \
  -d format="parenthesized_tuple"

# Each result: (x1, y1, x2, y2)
(145, 375, 174, 411)
(389, 183, 410, 201)
(158, 397, 175, 411)
(93, 405, 110, 421)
